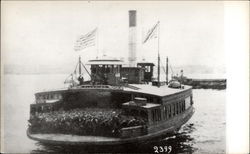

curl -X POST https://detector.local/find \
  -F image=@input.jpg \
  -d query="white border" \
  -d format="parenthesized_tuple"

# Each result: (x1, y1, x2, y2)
(225, 1, 249, 153)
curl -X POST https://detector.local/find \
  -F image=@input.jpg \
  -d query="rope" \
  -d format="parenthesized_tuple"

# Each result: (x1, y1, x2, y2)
(169, 62, 175, 78)
(73, 62, 79, 75)
(81, 62, 91, 77)
(64, 74, 73, 83)
(160, 60, 166, 73)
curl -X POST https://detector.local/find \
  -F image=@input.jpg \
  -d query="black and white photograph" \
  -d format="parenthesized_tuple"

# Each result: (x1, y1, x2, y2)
(1, 1, 249, 153)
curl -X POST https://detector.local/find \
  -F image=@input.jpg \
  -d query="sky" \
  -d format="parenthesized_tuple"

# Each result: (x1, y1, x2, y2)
(2, 1, 225, 69)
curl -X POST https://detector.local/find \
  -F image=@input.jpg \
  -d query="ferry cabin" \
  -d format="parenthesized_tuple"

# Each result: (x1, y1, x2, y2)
(30, 57, 194, 138)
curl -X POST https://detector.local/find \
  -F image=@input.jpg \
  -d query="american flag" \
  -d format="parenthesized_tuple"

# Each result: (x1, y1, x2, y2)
(142, 21, 159, 44)
(74, 28, 97, 51)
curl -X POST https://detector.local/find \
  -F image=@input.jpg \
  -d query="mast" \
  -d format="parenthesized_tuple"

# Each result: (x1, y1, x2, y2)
(166, 57, 168, 84)
(79, 56, 81, 75)
(157, 21, 160, 87)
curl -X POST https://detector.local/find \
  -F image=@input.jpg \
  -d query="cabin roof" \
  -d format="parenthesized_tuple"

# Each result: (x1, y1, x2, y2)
(86, 58, 124, 65)
(123, 84, 192, 97)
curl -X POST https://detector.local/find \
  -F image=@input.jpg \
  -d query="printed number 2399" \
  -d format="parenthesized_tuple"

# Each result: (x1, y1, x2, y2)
(153, 146, 172, 153)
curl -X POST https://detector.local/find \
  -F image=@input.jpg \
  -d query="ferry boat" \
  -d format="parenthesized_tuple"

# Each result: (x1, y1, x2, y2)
(27, 10, 195, 146)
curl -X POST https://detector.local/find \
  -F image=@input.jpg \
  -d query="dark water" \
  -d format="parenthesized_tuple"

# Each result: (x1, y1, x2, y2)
(3, 74, 225, 153)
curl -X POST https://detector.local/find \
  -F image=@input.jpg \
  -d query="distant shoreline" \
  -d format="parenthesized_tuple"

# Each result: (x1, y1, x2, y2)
(4, 64, 226, 77)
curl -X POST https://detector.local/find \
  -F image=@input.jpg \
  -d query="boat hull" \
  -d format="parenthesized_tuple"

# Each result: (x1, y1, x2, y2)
(27, 106, 194, 146)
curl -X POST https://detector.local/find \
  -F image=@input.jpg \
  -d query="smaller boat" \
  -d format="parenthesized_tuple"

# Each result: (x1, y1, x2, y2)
(173, 70, 226, 89)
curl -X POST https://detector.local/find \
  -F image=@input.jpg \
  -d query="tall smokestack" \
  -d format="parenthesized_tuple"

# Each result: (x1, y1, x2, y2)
(128, 10, 137, 67)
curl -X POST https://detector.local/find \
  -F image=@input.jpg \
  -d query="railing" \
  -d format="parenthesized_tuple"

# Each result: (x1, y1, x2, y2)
(124, 84, 140, 90)
(70, 85, 124, 90)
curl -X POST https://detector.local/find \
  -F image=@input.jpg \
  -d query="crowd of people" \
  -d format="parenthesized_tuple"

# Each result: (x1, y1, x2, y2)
(28, 108, 147, 137)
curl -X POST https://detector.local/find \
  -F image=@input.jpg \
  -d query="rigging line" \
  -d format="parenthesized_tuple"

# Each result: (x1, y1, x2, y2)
(160, 59, 166, 74)
(81, 62, 91, 77)
(74, 62, 79, 74)
(170, 64, 174, 74)
(168, 61, 174, 74)
(64, 73, 73, 83)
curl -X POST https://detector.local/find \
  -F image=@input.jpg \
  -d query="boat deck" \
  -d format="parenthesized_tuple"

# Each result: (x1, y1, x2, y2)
(123, 84, 192, 97)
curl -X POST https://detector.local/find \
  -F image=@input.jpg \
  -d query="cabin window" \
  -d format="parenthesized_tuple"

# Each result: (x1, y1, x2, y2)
(152, 109, 161, 122)
(37, 106, 41, 112)
(178, 102, 181, 114)
(30, 106, 36, 114)
(152, 110, 155, 121)
(149, 97, 153, 103)
(145, 96, 149, 102)
(92, 67, 97, 73)
(168, 105, 172, 118)
(153, 98, 158, 103)
(181, 101, 184, 112)
(163, 106, 166, 119)
(37, 106, 43, 112)
(178, 102, 179, 114)
(179, 102, 182, 113)
(163, 106, 165, 119)
(180, 101, 183, 112)
(145, 66, 150, 72)
(157, 98, 161, 104)
(163, 106, 168, 120)
(106, 67, 110, 73)
(157, 109, 161, 121)
(135, 70, 139, 76)
(176, 103, 179, 115)
(179, 102, 181, 114)
(173, 104, 175, 116)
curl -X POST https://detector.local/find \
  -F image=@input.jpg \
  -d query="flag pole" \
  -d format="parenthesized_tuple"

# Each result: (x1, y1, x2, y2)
(96, 28, 99, 59)
(157, 21, 160, 87)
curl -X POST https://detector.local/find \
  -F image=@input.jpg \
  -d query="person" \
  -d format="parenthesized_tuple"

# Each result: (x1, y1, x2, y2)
(78, 75, 84, 85)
